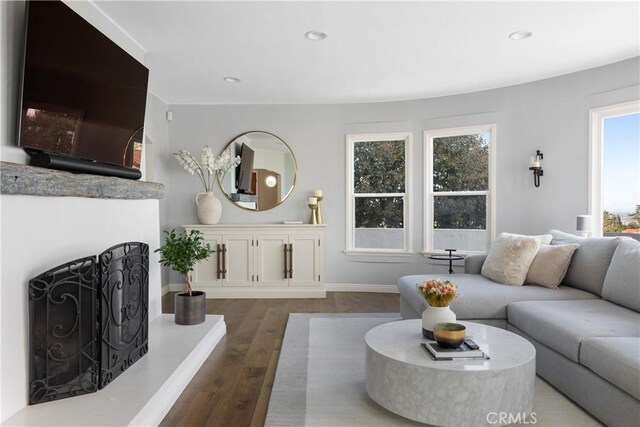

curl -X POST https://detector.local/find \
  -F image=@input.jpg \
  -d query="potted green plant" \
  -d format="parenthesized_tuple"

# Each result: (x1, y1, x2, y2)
(155, 229, 214, 325)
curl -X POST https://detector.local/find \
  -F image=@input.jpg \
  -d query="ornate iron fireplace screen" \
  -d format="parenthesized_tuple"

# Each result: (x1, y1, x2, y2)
(29, 242, 149, 405)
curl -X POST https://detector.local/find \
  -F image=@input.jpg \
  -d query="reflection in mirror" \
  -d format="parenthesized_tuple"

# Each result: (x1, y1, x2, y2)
(218, 131, 297, 211)
(125, 126, 144, 169)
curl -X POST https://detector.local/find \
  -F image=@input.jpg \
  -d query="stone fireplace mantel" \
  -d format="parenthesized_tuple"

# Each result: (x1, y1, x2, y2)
(0, 162, 164, 200)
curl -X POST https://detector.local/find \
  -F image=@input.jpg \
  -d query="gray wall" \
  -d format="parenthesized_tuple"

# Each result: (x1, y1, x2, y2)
(164, 57, 640, 286)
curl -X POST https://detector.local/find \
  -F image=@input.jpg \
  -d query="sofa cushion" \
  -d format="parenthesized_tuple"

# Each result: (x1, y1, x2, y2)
(507, 299, 640, 363)
(602, 238, 640, 312)
(481, 233, 541, 285)
(397, 274, 599, 320)
(580, 337, 640, 400)
(549, 229, 620, 296)
(464, 254, 488, 275)
(525, 243, 579, 288)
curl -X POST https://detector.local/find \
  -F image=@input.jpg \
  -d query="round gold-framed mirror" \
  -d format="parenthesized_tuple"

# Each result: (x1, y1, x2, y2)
(217, 131, 297, 211)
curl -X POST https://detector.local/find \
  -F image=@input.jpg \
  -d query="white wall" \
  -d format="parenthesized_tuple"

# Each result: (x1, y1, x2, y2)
(143, 93, 171, 285)
(163, 57, 640, 286)
(0, 1, 168, 421)
(0, 196, 161, 422)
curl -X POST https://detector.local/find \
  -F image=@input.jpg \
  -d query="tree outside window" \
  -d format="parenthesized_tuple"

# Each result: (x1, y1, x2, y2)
(424, 125, 495, 253)
(346, 133, 412, 253)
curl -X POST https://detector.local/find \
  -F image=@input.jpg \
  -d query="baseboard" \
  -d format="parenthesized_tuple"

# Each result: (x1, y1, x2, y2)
(161, 285, 171, 296)
(167, 283, 398, 296)
(167, 283, 326, 299)
(325, 283, 399, 293)
(168, 283, 184, 292)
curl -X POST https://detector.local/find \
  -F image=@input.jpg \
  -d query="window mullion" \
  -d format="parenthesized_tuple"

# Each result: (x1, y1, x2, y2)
(354, 192, 405, 198)
(433, 191, 488, 197)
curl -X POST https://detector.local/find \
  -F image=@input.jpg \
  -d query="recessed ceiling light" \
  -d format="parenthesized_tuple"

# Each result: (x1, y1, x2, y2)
(509, 31, 533, 40)
(305, 30, 327, 41)
(223, 76, 241, 83)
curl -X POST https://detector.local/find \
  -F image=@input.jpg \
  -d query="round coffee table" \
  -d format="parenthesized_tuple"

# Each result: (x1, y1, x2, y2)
(365, 320, 535, 426)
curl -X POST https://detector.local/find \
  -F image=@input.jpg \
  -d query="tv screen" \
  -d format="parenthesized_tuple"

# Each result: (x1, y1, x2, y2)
(18, 0, 149, 169)
(236, 143, 255, 194)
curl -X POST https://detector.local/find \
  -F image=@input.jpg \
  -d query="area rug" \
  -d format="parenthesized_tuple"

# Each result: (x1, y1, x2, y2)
(264, 313, 600, 427)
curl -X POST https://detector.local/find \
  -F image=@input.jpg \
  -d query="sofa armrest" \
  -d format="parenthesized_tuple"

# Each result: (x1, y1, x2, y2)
(464, 254, 487, 274)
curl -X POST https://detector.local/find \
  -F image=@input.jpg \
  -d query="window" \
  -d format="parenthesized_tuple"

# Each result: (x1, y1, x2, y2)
(346, 133, 412, 254)
(590, 101, 640, 238)
(424, 125, 495, 253)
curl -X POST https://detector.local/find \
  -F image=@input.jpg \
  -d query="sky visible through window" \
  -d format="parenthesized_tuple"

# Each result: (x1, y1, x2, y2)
(603, 112, 640, 217)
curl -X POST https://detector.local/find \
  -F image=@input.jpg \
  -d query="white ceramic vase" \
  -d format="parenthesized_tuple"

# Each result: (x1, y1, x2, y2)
(196, 191, 222, 224)
(422, 305, 457, 340)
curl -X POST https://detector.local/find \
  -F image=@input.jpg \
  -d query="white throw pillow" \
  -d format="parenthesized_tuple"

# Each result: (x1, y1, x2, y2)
(525, 244, 579, 288)
(481, 233, 541, 286)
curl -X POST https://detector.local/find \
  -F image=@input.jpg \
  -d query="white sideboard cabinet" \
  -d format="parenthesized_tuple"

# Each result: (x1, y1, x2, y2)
(183, 224, 326, 298)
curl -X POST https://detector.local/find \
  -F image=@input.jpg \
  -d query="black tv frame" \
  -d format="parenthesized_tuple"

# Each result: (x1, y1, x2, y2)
(16, 0, 147, 180)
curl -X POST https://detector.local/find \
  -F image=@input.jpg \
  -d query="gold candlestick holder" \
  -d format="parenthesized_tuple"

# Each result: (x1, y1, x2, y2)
(315, 195, 324, 224)
(308, 203, 318, 225)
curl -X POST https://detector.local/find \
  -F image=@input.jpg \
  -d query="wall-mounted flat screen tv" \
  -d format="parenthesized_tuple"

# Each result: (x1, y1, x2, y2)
(18, 0, 149, 172)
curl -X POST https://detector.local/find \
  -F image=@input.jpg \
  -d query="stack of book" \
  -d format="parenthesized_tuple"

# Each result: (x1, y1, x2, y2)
(421, 341, 489, 361)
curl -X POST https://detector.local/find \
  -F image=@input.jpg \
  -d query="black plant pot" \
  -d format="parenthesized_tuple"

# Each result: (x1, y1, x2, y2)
(175, 291, 206, 325)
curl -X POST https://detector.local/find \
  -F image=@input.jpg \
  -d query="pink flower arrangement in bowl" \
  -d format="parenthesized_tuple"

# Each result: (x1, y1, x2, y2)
(416, 278, 459, 307)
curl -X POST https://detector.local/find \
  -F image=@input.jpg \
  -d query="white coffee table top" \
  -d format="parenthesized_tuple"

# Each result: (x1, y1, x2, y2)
(365, 320, 536, 426)
(365, 319, 535, 371)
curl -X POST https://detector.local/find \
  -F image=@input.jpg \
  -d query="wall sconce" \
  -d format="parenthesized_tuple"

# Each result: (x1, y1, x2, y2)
(528, 150, 544, 187)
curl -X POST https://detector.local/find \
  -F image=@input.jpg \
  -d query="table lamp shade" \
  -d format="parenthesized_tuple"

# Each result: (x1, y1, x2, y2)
(577, 215, 593, 232)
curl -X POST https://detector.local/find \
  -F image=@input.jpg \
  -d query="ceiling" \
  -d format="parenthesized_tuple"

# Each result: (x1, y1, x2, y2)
(94, 1, 640, 105)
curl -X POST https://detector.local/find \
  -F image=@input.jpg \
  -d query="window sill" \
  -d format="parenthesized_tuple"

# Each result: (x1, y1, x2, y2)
(344, 250, 414, 257)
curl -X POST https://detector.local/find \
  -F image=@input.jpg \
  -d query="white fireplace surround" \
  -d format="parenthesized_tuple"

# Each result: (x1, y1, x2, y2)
(0, 194, 162, 421)
(0, 169, 225, 424)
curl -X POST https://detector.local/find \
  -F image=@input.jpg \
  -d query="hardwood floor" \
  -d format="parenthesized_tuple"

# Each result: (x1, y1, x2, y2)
(159, 292, 399, 427)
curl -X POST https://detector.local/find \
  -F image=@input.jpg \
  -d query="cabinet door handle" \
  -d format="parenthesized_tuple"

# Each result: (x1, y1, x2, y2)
(288, 243, 293, 279)
(216, 244, 221, 279)
(222, 243, 227, 279)
(283, 243, 289, 279)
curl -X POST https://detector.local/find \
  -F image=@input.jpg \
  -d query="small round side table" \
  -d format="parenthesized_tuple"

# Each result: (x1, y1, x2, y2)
(428, 248, 464, 274)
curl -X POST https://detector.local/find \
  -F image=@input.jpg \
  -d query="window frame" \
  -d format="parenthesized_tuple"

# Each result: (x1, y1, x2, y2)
(589, 100, 640, 237)
(422, 124, 496, 255)
(345, 132, 413, 256)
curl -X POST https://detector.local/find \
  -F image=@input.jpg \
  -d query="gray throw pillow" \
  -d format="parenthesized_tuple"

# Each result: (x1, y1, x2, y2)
(481, 233, 541, 286)
(525, 243, 579, 288)
(602, 238, 640, 312)
(549, 229, 620, 296)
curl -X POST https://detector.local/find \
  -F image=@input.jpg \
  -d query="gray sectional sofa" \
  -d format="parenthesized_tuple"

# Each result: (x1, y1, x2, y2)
(398, 230, 640, 426)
